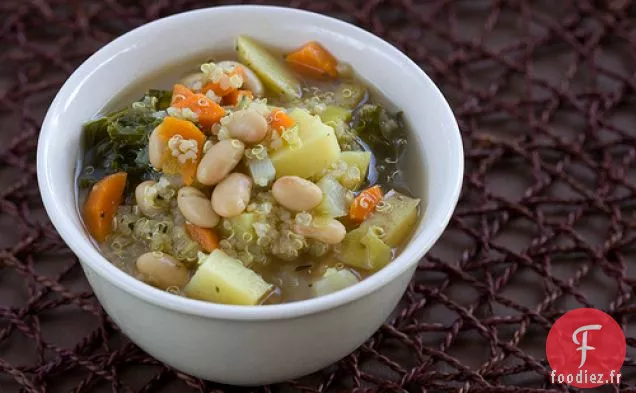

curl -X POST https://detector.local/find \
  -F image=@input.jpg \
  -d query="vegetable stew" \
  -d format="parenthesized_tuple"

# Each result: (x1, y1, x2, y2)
(77, 36, 421, 305)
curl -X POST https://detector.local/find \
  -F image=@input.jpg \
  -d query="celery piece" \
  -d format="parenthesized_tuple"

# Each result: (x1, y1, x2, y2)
(340, 151, 371, 178)
(312, 267, 359, 297)
(314, 175, 349, 218)
(336, 226, 392, 271)
(360, 227, 393, 269)
(184, 249, 272, 305)
(320, 105, 352, 125)
(236, 36, 301, 99)
(363, 191, 420, 247)
(334, 83, 367, 109)
(339, 151, 371, 189)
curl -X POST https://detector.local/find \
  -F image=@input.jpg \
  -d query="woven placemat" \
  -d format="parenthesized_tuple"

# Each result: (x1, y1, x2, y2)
(1, 1, 635, 392)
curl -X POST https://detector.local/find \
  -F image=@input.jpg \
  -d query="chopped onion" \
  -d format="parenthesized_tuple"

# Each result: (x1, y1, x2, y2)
(314, 175, 349, 218)
(247, 156, 276, 187)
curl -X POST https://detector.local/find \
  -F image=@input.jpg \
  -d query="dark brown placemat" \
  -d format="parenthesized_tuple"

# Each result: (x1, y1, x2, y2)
(1, 1, 635, 392)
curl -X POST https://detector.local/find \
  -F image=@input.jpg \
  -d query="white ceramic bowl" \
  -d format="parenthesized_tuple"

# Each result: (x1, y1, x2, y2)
(37, 5, 463, 385)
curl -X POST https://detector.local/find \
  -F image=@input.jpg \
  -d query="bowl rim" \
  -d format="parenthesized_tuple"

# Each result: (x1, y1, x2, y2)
(37, 5, 464, 321)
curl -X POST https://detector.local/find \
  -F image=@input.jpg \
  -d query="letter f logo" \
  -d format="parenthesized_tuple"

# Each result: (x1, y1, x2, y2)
(547, 309, 626, 388)
(572, 324, 602, 368)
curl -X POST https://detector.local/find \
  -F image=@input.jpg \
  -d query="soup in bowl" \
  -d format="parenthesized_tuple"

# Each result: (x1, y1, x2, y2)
(37, 6, 463, 385)
(78, 35, 421, 305)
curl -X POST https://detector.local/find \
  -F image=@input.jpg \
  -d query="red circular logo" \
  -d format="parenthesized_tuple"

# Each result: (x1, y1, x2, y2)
(546, 308, 626, 388)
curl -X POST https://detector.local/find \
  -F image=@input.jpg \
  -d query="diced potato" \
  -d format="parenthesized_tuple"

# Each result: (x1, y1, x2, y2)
(336, 226, 392, 271)
(184, 249, 272, 305)
(314, 175, 349, 218)
(340, 151, 371, 189)
(270, 108, 341, 178)
(363, 191, 420, 247)
(236, 36, 301, 99)
(312, 267, 359, 297)
(320, 105, 351, 125)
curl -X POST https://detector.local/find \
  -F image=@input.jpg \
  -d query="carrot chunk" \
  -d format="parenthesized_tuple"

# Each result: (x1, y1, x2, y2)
(171, 84, 194, 102)
(285, 41, 338, 78)
(222, 89, 254, 106)
(83, 172, 127, 242)
(192, 94, 225, 128)
(157, 116, 206, 185)
(349, 185, 383, 223)
(185, 224, 220, 253)
(170, 84, 225, 128)
(269, 109, 296, 134)
(201, 66, 247, 97)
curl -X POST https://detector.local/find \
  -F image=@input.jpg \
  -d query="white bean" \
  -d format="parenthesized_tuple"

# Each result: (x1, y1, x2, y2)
(217, 61, 264, 97)
(136, 252, 190, 290)
(135, 180, 163, 217)
(211, 173, 252, 217)
(196, 139, 245, 186)
(294, 219, 347, 245)
(226, 109, 268, 143)
(272, 176, 323, 211)
(148, 124, 164, 170)
(177, 187, 220, 228)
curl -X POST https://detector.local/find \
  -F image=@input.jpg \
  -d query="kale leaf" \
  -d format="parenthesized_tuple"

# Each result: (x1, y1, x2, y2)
(78, 91, 171, 190)
(352, 104, 409, 190)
